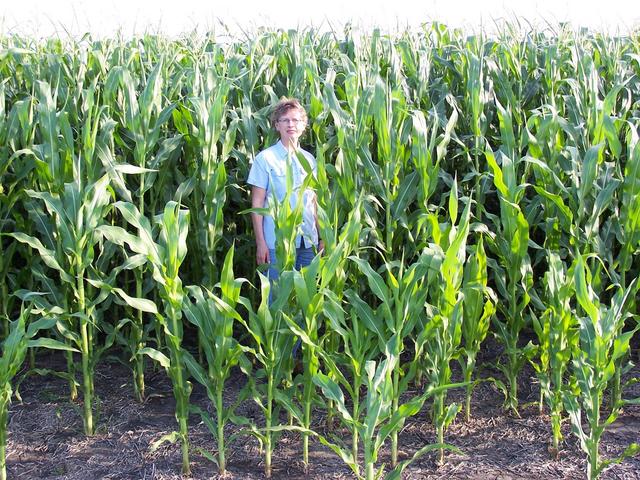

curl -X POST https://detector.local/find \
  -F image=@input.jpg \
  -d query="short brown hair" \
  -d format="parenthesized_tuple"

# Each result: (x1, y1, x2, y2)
(271, 97, 307, 126)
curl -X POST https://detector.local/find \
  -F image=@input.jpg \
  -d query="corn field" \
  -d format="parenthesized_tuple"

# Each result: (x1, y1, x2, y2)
(0, 23, 639, 480)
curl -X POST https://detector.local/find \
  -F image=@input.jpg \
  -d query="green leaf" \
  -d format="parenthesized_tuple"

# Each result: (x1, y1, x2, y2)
(313, 372, 353, 423)
(8, 232, 73, 283)
(87, 280, 158, 314)
(391, 171, 419, 220)
(350, 256, 390, 305)
(448, 175, 458, 224)
(377, 394, 426, 447)
(347, 291, 384, 340)
(27, 338, 79, 352)
(573, 255, 599, 326)
(486, 148, 508, 199)
(140, 347, 171, 369)
(182, 350, 209, 390)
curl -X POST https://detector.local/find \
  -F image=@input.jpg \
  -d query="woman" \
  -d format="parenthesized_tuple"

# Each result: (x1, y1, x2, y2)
(247, 97, 323, 280)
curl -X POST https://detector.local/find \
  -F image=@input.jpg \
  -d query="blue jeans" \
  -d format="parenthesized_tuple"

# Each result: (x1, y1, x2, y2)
(266, 246, 316, 282)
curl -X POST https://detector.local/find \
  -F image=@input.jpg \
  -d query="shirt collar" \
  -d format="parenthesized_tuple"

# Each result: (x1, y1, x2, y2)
(276, 140, 301, 160)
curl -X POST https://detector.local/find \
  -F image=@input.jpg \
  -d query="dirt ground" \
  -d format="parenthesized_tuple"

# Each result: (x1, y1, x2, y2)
(5, 349, 640, 480)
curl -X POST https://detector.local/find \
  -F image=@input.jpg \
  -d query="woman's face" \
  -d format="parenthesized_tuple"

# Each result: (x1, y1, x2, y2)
(275, 107, 306, 146)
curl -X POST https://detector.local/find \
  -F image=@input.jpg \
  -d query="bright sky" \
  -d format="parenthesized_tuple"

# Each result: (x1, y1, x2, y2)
(1, 0, 638, 38)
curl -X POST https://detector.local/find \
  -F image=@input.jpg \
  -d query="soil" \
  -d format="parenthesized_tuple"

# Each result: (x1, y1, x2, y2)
(5, 349, 640, 480)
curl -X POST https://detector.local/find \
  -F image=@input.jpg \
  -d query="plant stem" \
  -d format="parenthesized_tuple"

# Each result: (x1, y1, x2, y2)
(464, 360, 473, 422)
(179, 414, 190, 475)
(366, 462, 375, 480)
(64, 293, 78, 401)
(550, 371, 562, 451)
(78, 267, 94, 436)
(326, 332, 338, 428)
(352, 382, 360, 475)
(216, 384, 226, 475)
(303, 408, 309, 469)
(80, 321, 94, 435)
(134, 169, 146, 401)
(302, 347, 313, 470)
(168, 302, 190, 475)
(507, 278, 520, 415)
(587, 393, 601, 480)
(473, 136, 483, 221)
(551, 409, 560, 455)
(364, 444, 375, 480)
(133, 268, 145, 402)
(28, 348, 35, 370)
(0, 392, 8, 480)
(610, 266, 625, 410)
(265, 372, 273, 479)
(391, 367, 399, 467)
(436, 391, 445, 466)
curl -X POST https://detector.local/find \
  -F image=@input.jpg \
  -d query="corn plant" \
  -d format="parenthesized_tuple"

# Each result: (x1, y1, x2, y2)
(454, 35, 491, 215)
(180, 66, 235, 288)
(278, 257, 323, 471)
(102, 60, 180, 402)
(321, 65, 372, 216)
(416, 181, 471, 464)
(530, 251, 577, 456)
(410, 107, 458, 216)
(29, 79, 77, 399)
(182, 245, 251, 475)
(10, 175, 114, 435)
(313, 344, 404, 480)
(485, 146, 533, 415)
(314, 339, 460, 480)
(316, 291, 379, 476)
(564, 254, 639, 480)
(238, 272, 295, 479)
(349, 244, 442, 467)
(0, 81, 16, 337)
(610, 125, 640, 406)
(98, 200, 192, 474)
(95, 139, 160, 401)
(0, 304, 77, 480)
(314, 195, 363, 426)
(278, 197, 363, 469)
(240, 146, 322, 476)
(457, 234, 496, 421)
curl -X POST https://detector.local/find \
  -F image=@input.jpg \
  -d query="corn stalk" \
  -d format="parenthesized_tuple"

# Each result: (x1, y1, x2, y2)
(564, 254, 639, 480)
(0, 305, 77, 480)
(99, 201, 192, 474)
(182, 245, 251, 475)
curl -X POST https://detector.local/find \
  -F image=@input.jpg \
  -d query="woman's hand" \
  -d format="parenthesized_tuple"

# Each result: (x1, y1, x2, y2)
(256, 240, 270, 265)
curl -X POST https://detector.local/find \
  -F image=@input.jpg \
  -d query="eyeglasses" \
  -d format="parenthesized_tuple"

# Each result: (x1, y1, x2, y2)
(277, 118, 305, 124)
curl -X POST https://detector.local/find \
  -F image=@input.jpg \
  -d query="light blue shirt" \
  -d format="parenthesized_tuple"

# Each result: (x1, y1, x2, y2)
(247, 141, 318, 250)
